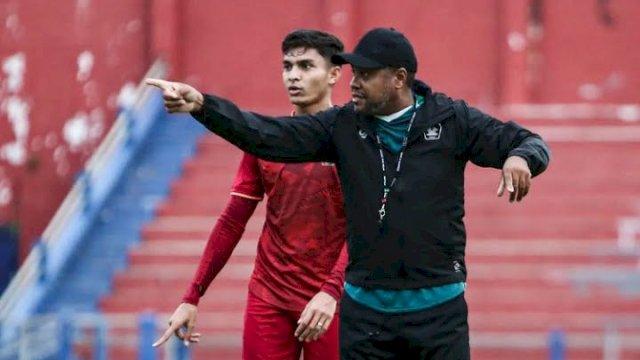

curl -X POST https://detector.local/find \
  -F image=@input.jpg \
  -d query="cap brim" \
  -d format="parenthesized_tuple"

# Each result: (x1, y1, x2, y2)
(331, 53, 385, 69)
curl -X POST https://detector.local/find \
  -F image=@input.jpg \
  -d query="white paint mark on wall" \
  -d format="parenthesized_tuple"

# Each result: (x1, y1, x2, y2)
(507, 32, 527, 52)
(117, 82, 137, 109)
(605, 72, 625, 90)
(53, 145, 66, 161)
(83, 80, 99, 107)
(0, 142, 26, 166)
(5, 14, 19, 32)
(527, 24, 544, 41)
(0, 178, 12, 206)
(2, 53, 26, 92)
(330, 11, 347, 26)
(45, 133, 58, 149)
(126, 19, 142, 33)
(31, 136, 43, 152)
(617, 105, 640, 122)
(76, 51, 94, 82)
(53, 145, 69, 176)
(63, 112, 90, 151)
(89, 108, 105, 139)
(576, 73, 628, 102)
(578, 83, 603, 100)
(3, 97, 29, 139)
(1, 96, 30, 166)
(1, 53, 30, 167)
(61, 108, 104, 152)
(76, 0, 91, 10)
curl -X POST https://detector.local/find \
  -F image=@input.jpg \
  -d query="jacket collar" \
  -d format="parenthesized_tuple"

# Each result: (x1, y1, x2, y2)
(354, 80, 455, 142)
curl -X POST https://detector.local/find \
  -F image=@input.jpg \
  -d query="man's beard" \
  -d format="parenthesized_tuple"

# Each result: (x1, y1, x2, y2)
(360, 86, 393, 115)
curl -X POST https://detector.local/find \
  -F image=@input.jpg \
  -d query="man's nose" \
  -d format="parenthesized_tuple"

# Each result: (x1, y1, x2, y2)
(350, 76, 360, 89)
(287, 68, 301, 82)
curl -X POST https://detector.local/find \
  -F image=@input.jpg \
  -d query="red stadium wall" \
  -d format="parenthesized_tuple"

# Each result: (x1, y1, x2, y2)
(0, 0, 151, 259)
(177, 0, 505, 111)
(1, 0, 639, 261)
(177, 0, 640, 109)
(536, 0, 640, 103)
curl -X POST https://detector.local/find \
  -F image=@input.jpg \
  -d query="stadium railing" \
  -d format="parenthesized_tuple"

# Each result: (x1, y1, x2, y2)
(0, 311, 189, 360)
(0, 60, 166, 330)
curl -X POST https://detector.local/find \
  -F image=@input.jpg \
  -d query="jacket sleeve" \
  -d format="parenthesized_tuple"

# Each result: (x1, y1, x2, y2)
(191, 94, 338, 163)
(457, 101, 551, 177)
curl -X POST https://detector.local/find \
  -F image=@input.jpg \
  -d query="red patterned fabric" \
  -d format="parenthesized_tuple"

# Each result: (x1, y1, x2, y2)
(183, 152, 347, 311)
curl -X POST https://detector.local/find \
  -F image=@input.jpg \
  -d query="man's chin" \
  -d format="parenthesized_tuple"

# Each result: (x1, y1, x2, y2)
(289, 97, 308, 107)
(353, 104, 370, 114)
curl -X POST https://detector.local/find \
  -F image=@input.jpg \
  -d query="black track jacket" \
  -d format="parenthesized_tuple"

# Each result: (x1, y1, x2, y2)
(191, 80, 551, 290)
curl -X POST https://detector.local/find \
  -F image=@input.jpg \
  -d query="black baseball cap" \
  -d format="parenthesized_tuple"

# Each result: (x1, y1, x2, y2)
(332, 28, 417, 73)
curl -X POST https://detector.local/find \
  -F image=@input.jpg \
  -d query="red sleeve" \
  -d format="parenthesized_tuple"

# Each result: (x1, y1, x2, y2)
(231, 153, 264, 200)
(181, 195, 258, 305)
(319, 243, 348, 301)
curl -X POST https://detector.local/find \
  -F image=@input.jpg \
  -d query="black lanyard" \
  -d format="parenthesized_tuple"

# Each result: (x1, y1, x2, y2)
(375, 107, 417, 223)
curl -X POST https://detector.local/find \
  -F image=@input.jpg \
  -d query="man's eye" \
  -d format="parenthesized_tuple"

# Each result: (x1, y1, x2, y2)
(284, 64, 292, 71)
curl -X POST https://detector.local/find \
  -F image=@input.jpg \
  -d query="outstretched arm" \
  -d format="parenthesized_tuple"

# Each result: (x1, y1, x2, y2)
(146, 78, 338, 163)
(457, 102, 551, 202)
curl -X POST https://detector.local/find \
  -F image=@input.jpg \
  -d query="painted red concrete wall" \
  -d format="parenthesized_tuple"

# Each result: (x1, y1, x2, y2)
(1, 0, 638, 261)
(178, 0, 504, 111)
(0, 0, 151, 259)
(536, 0, 640, 103)
(179, 0, 640, 108)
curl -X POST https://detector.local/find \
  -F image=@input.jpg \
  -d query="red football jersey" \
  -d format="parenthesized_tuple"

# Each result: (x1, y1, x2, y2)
(232, 153, 347, 311)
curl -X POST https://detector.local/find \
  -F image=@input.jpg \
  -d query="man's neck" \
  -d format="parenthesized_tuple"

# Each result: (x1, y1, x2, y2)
(393, 89, 415, 111)
(295, 98, 333, 115)
(378, 89, 414, 115)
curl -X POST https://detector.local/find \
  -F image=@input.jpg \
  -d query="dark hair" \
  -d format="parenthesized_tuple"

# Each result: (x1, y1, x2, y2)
(282, 29, 344, 65)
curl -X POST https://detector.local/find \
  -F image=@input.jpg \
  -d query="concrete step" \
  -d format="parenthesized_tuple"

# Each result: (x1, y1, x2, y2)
(125, 251, 634, 268)
(110, 277, 251, 295)
(465, 193, 640, 216)
(129, 237, 626, 259)
(140, 212, 621, 241)
(115, 258, 637, 284)
(129, 238, 258, 256)
(469, 311, 640, 332)
(465, 214, 618, 239)
(101, 279, 640, 313)
(140, 216, 266, 241)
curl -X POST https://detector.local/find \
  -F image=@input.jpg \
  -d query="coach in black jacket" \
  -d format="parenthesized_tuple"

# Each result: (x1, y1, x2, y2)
(148, 28, 550, 360)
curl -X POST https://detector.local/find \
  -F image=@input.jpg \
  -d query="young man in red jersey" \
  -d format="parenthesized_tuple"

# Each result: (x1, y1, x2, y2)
(152, 30, 347, 360)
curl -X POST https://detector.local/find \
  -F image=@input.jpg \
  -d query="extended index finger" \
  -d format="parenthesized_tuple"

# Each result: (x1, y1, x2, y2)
(145, 78, 172, 90)
(153, 324, 177, 347)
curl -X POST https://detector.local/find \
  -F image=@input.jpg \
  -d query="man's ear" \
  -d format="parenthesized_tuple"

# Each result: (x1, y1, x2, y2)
(329, 66, 342, 85)
(394, 68, 408, 89)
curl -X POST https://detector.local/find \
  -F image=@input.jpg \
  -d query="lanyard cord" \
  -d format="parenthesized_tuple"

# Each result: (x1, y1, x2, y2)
(375, 107, 417, 223)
